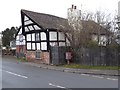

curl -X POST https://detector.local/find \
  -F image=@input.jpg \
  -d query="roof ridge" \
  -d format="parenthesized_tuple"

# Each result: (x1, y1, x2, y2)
(21, 9, 67, 20)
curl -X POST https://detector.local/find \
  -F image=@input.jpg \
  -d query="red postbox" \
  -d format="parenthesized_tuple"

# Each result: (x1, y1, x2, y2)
(66, 52, 72, 64)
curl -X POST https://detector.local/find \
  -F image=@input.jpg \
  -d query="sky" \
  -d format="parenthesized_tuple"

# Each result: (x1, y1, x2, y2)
(0, 0, 119, 32)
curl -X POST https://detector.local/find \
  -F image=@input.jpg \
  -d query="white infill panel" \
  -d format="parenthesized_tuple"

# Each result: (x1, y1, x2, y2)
(28, 26, 34, 31)
(24, 16, 29, 21)
(50, 32, 57, 41)
(27, 43, 31, 50)
(25, 20, 33, 25)
(41, 42, 47, 50)
(36, 33, 40, 41)
(32, 33, 35, 41)
(26, 34, 31, 41)
(36, 43, 40, 50)
(25, 27, 29, 32)
(41, 32, 46, 40)
(32, 43, 35, 50)
(34, 25, 41, 30)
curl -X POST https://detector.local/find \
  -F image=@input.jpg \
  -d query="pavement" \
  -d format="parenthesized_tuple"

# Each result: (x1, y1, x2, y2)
(23, 62, 119, 76)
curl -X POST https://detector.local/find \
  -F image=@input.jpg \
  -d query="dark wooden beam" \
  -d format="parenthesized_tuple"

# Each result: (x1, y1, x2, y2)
(21, 11, 44, 30)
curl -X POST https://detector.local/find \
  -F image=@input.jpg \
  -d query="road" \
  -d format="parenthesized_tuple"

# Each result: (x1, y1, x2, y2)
(1, 56, 118, 89)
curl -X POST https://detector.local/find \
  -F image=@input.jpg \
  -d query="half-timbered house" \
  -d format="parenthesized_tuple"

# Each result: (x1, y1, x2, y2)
(16, 9, 112, 65)
(18, 9, 71, 64)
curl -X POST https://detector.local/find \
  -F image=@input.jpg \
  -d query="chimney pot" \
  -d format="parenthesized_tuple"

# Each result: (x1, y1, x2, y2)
(74, 6, 77, 9)
(72, 4, 74, 9)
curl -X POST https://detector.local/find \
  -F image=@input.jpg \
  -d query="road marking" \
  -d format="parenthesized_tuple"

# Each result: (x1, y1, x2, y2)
(90, 70, 100, 71)
(92, 75, 104, 78)
(49, 83, 66, 88)
(107, 78, 118, 81)
(81, 74, 90, 76)
(3, 70, 28, 79)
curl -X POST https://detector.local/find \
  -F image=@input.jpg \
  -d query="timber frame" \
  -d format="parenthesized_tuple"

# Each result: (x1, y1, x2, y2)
(21, 10, 69, 52)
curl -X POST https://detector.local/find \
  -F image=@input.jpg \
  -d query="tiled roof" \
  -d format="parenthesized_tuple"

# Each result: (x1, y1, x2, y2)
(21, 9, 111, 35)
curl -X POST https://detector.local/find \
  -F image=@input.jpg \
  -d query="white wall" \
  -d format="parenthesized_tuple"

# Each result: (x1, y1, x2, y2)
(41, 32, 46, 40)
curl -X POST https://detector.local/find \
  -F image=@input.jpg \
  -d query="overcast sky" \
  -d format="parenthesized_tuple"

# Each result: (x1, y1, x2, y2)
(0, 0, 119, 32)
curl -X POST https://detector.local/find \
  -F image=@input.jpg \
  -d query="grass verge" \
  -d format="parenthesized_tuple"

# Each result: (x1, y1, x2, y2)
(62, 64, 118, 70)
(17, 57, 27, 62)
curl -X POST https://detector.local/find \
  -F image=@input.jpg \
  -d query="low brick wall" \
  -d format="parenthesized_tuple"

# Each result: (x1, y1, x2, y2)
(40, 52, 50, 64)
(26, 51, 36, 62)
(26, 51, 50, 64)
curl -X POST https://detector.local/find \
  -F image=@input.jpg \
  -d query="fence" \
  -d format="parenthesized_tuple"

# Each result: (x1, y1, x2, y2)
(73, 46, 119, 66)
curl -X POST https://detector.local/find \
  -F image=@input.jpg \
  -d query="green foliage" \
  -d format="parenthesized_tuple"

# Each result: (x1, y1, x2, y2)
(17, 57, 27, 62)
(2, 27, 17, 47)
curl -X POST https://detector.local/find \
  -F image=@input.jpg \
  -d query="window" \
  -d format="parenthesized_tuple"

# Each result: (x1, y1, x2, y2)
(41, 42, 47, 50)
(58, 32, 65, 40)
(50, 32, 57, 41)
(41, 32, 46, 40)
(36, 33, 40, 41)
(36, 51, 40, 59)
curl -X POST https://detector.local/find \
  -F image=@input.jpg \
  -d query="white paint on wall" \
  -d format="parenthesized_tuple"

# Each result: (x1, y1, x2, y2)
(25, 20, 33, 25)
(41, 42, 47, 50)
(27, 43, 31, 49)
(25, 27, 29, 32)
(24, 16, 29, 21)
(34, 25, 41, 30)
(32, 33, 35, 41)
(26, 34, 31, 41)
(28, 26, 34, 31)
(36, 43, 40, 50)
(41, 32, 46, 40)
(32, 43, 35, 50)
